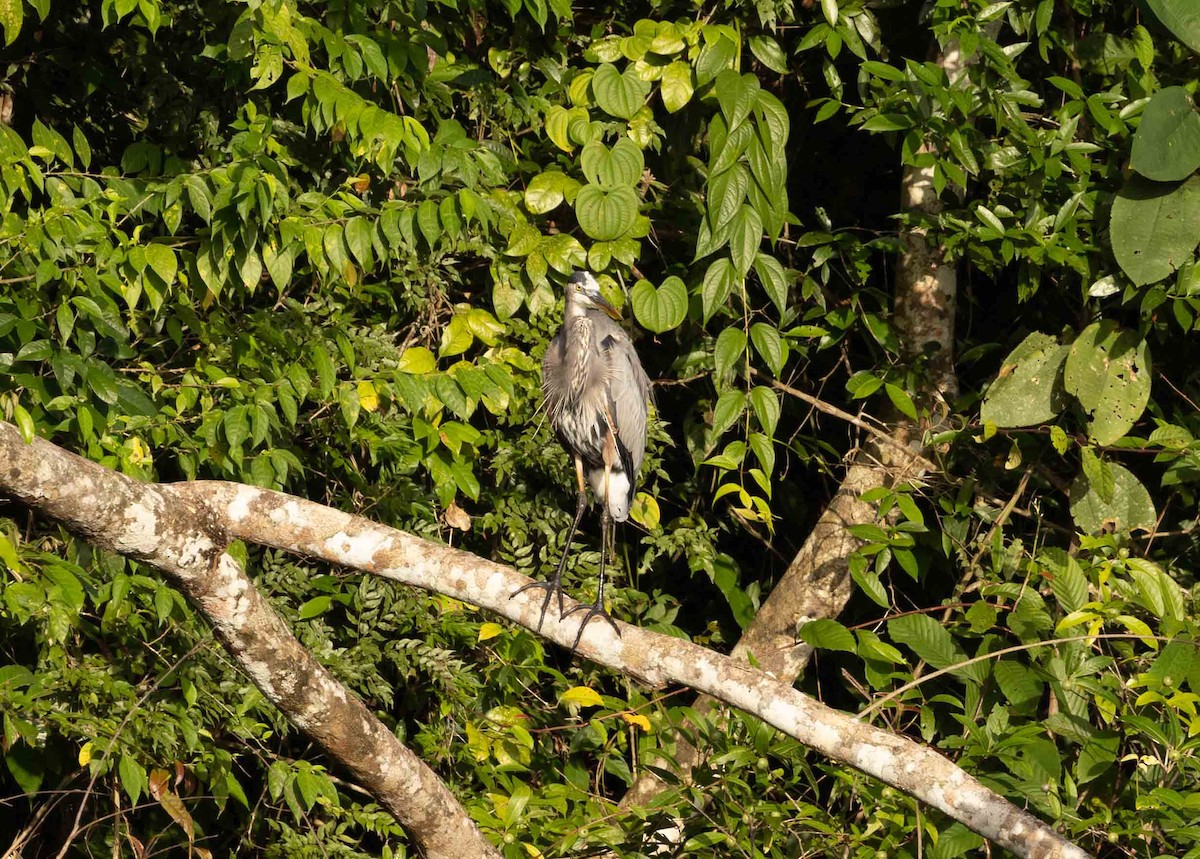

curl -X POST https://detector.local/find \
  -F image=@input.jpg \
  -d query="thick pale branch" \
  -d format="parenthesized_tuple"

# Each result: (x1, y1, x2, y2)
(171, 478, 1085, 859)
(1, 426, 1087, 857)
(0, 423, 499, 859)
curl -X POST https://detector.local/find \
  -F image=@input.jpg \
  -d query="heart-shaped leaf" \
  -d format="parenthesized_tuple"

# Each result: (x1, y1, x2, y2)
(591, 62, 650, 119)
(574, 184, 639, 241)
(580, 138, 644, 188)
(631, 276, 687, 333)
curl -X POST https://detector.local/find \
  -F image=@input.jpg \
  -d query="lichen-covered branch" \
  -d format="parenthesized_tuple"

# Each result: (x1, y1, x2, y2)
(0, 422, 500, 859)
(0, 424, 1087, 857)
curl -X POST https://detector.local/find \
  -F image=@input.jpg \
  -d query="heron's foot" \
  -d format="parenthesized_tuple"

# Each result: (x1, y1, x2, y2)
(563, 598, 622, 650)
(511, 578, 566, 631)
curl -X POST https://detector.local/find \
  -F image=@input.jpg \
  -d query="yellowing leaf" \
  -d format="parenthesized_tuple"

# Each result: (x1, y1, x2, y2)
(630, 492, 660, 530)
(620, 712, 652, 732)
(398, 346, 436, 374)
(357, 380, 379, 412)
(478, 622, 504, 642)
(78, 741, 94, 767)
(559, 686, 604, 708)
(522, 843, 546, 859)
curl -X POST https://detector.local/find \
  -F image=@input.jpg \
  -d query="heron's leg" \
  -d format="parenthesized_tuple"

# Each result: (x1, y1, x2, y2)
(564, 459, 622, 649)
(512, 456, 588, 630)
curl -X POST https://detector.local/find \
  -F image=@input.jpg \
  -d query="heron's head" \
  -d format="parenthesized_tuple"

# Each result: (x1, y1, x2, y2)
(565, 271, 620, 320)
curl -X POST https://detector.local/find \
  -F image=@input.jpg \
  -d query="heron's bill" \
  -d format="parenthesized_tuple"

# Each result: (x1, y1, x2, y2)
(595, 292, 622, 320)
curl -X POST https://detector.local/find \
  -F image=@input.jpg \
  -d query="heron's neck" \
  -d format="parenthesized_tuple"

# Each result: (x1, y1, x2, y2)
(564, 300, 589, 320)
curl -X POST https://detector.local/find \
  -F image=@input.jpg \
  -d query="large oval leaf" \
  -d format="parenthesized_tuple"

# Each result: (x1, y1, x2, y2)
(1063, 321, 1151, 445)
(1069, 462, 1156, 534)
(1130, 87, 1200, 182)
(591, 63, 650, 119)
(573, 184, 639, 241)
(1111, 174, 1200, 285)
(980, 332, 1068, 427)
(1145, 0, 1200, 53)
(631, 276, 687, 333)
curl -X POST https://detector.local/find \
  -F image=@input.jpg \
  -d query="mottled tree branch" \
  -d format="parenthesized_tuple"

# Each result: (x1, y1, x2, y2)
(0, 422, 500, 859)
(0, 423, 1089, 859)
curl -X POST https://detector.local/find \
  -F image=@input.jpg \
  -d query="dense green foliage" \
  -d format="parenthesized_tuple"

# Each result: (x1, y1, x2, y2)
(1, 0, 1200, 856)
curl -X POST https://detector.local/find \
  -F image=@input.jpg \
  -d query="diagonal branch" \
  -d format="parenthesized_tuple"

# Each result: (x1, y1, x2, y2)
(0, 422, 499, 859)
(0, 424, 1088, 859)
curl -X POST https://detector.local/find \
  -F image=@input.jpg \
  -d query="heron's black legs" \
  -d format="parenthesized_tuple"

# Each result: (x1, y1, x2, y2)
(512, 488, 589, 630)
(563, 503, 622, 650)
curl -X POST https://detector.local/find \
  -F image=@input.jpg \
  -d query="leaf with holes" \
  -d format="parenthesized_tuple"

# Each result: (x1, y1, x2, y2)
(1063, 321, 1151, 445)
(631, 276, 687, 333)
(1069, 462, 1156, 534)
(1111, 174, 1200, 285)
(980, 332, 1069, 427)
(1131, 87, 1200, 182)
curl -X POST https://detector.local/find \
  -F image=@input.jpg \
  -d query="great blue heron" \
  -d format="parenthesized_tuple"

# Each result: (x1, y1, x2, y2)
(513, 270, 651, 648)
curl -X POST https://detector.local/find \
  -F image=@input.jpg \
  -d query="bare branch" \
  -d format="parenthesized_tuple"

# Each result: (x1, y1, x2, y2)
(0, 424, 1087, 858)
(0, 423, 500, 859)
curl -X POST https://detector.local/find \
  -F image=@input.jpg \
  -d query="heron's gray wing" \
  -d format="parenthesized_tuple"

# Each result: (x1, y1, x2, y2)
(596, 318, 650, 477)
(541, 327, 569, 423)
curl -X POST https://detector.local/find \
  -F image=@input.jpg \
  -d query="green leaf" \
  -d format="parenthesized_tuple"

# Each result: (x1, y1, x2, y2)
(700, 257, 737, 322)
(580, 138, 644, 189)
(749, 323, 784, 375)
(312, 344, 336, 399)
(1111, 174, 1200, 285)
(749, 385, 780, 436)
(119, 754, 147, 807)
(714, 70, 760, 132)
(695, 35, 737, 87)
(713, 328, 746, 384)
(574, 185, 639, 241)
(659, 61, 694, 113)
(888, 614, 981, 683)
(707, 163, 748, 231)
(712, 390, 745, 436)
(630, 276, 687, 333)
(1131, 87, 1200, 182)
(1063, 321, 1151, 445)
(1069, 462, 1156, 534)
(0, 0, 22, 46)
(525, 171, 578, 213)
(298, 596, 332, 619)
(1145, 0, 1200, 54)
(728, 205, 762, 278)
(980, 332, 1069, 427)
(748, 35, 788, 73)
(1079, 447, 1114, 504)
(5, 742, 42, 796)
(753, 254, 789, 317)
(591, 63, 650, 119)
(1040, 548, 1088, 613)
(798, 618, 856, 652)
(12, 403, 34, 443)
(344, 217, 374, 269)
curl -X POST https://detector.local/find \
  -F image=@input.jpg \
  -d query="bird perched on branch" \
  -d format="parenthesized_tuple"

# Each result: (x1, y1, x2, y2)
(513, 270, 651, 648)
